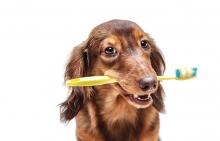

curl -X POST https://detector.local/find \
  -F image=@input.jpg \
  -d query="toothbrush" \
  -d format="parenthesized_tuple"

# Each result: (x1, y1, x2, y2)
(157, 67, 197, 80)
(66, 67, 197, 86)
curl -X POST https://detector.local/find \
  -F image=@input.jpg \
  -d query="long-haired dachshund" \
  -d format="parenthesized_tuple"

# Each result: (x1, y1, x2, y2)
(60, 19, 165, 141)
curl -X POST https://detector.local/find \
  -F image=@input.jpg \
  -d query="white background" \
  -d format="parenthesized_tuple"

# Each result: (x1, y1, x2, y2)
(1, 0, 220, 141)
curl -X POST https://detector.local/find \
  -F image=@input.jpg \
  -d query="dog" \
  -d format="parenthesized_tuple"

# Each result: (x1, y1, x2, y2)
(60, 19, 165, 141)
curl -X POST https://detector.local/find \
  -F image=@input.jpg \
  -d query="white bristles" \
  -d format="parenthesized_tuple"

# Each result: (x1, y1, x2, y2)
(187, 67, 193, 77)
(180, 67, 193, 78)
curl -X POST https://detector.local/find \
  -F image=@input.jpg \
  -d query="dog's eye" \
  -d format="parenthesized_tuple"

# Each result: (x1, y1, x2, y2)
(141, 40, 148, 49)
(104, 47, 117, 55)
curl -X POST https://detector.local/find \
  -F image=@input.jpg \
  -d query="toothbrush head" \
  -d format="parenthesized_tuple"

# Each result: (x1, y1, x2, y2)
(175, 67, 197, 78)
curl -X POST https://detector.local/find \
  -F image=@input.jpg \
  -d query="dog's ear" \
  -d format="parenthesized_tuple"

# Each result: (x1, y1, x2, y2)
(150, 41, 166, 113)
(60, 41, 89, 123)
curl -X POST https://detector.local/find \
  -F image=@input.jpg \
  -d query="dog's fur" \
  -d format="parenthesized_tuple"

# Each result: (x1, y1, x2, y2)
(60, 20, 165, 141)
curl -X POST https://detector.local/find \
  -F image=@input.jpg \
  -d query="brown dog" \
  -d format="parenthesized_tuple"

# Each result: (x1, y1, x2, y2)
(60, 19, 165, 141)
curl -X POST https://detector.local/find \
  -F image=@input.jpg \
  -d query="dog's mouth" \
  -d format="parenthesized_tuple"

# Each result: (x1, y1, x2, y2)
(116, 83, 153, 106)
(125, 94, 152, 105)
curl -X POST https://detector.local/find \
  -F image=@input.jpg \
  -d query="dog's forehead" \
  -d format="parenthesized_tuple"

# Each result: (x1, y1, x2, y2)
(88, 20, 149, 52)
(90, 20, 144, 36)
(103, 20, 144, 35)
(108, 29, 146, 45)
(99, 28, 147, 48)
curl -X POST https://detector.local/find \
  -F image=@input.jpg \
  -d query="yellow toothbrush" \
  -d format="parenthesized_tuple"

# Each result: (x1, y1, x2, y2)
(66, 67, 197, 86)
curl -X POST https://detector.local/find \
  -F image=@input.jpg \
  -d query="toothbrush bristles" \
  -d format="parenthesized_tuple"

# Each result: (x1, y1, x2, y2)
(175, 67, 197, 78)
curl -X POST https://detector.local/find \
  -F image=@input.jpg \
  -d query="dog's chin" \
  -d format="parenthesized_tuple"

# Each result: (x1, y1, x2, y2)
(116, 84, 154, 109)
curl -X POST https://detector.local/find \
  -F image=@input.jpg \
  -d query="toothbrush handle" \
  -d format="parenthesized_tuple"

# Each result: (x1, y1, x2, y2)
(157, 76, 176, 80)
(66, 76, 117, 86)
(157, 76, 197, 80)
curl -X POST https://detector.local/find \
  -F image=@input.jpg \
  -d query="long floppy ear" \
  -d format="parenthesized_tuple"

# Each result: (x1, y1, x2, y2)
(150, 40, 166, 113)
(60, 41, 89, 123)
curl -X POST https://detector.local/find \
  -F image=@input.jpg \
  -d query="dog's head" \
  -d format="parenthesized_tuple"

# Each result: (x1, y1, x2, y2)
(60, 20, 165, 122)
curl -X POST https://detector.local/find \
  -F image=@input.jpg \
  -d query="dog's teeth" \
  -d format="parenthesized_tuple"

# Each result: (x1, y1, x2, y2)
(138, 97, 146, 100)
(133, 94, 151, 100)
(134, 95, 139, 98)
(140, 95, 148, 100)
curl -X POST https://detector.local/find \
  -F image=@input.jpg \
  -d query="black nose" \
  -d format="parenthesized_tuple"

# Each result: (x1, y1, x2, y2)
(139, 76, 157, 92)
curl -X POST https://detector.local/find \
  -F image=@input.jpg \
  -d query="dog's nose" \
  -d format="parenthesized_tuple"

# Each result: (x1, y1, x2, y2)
(139, 76, 157, 92)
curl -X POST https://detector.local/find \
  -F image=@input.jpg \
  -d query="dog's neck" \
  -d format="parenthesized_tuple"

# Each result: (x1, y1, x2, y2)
(75, 86, 159, 141)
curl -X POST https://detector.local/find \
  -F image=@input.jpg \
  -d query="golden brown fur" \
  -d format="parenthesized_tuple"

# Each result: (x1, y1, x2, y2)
(60, 20, 166, 141)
